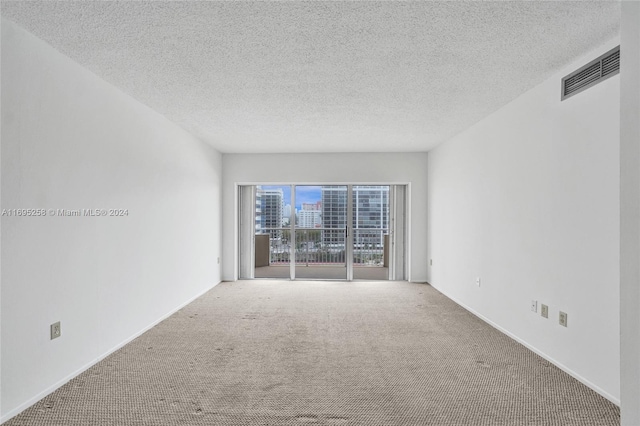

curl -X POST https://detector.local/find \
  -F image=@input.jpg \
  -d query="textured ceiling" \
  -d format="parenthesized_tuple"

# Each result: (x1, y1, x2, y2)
(1, 1, 620, 153)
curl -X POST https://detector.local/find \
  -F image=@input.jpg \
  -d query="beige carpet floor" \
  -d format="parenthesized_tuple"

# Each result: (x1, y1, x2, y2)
(5, 280, 619, 426)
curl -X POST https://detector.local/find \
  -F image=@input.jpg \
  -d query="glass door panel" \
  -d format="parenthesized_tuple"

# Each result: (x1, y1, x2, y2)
(253, 185, 291, 279)
(294, 185, 347, 280)
(352, 185, 390, 280)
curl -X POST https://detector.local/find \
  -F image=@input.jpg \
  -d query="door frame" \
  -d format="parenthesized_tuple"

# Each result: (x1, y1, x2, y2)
(236, 182, 411, 281)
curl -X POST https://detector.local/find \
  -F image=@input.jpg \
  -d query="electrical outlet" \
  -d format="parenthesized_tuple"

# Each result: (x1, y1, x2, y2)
(531, 300, 537, 312)
(217, 257, 220, 264)
(541, 304, 549, 318)
(50, 321, 61, 340)
(430, 259, 433, 266)
(475, 277, 481, 287)
(559, 311, 568, 327)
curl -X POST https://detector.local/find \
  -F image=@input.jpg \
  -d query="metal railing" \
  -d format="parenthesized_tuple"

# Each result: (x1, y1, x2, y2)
(352, 229, 386, 266)
(297, 228, 346, 266)
(257, 227, 387, 267)
(261, 228, 291, 264)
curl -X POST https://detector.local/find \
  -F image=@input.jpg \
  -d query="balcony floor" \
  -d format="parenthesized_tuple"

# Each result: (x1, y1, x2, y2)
(254, 264, 388, 280)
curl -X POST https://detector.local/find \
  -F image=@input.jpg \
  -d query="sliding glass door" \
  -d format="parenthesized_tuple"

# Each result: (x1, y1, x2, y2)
(252, 185, 291, 279)
(241, 184, 403, 281)
(352, 186, 389, 280)
(293, 185, 347, 280)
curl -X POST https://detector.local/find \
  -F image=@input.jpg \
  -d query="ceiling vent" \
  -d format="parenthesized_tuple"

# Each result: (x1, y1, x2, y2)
(561, 46, 620, 101)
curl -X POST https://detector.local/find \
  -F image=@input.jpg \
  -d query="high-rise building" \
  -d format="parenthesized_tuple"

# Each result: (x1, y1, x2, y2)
(298, 201, 322, 228)
(321, 186, 389, 247)
(256, 187, 284, 239)
(301, 201, 322, 211)
(282, 204, 292, 226)
(352, 186, 389, 248)
(255, 189, 262, 233)
(321, 186, 348, 246)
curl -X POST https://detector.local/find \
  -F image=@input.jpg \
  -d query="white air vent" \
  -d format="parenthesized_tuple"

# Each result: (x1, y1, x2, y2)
(561, 46, 620, 101)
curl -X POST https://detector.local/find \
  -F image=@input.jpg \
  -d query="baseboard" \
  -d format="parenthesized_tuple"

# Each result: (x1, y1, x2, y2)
(429, 284, 621, 406)
(0, 281, 221, 424)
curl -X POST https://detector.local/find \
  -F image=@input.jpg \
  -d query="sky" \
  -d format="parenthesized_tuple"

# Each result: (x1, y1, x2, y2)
(262, 185, 323, 210)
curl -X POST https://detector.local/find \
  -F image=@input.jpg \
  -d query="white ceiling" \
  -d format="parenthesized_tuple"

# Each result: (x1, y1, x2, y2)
(1, 1, 620, 154)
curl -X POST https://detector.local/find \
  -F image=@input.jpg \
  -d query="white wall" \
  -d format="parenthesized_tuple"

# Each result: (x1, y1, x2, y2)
(1, 19, 222, 421)
(221, 153, 428, 282)
(620, 3, 640, 424)
(427, 39, 620, 402)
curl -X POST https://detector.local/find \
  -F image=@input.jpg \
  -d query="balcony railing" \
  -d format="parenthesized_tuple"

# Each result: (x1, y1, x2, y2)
(257, 227, 387, 267)
(352, 229, 387, 266)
